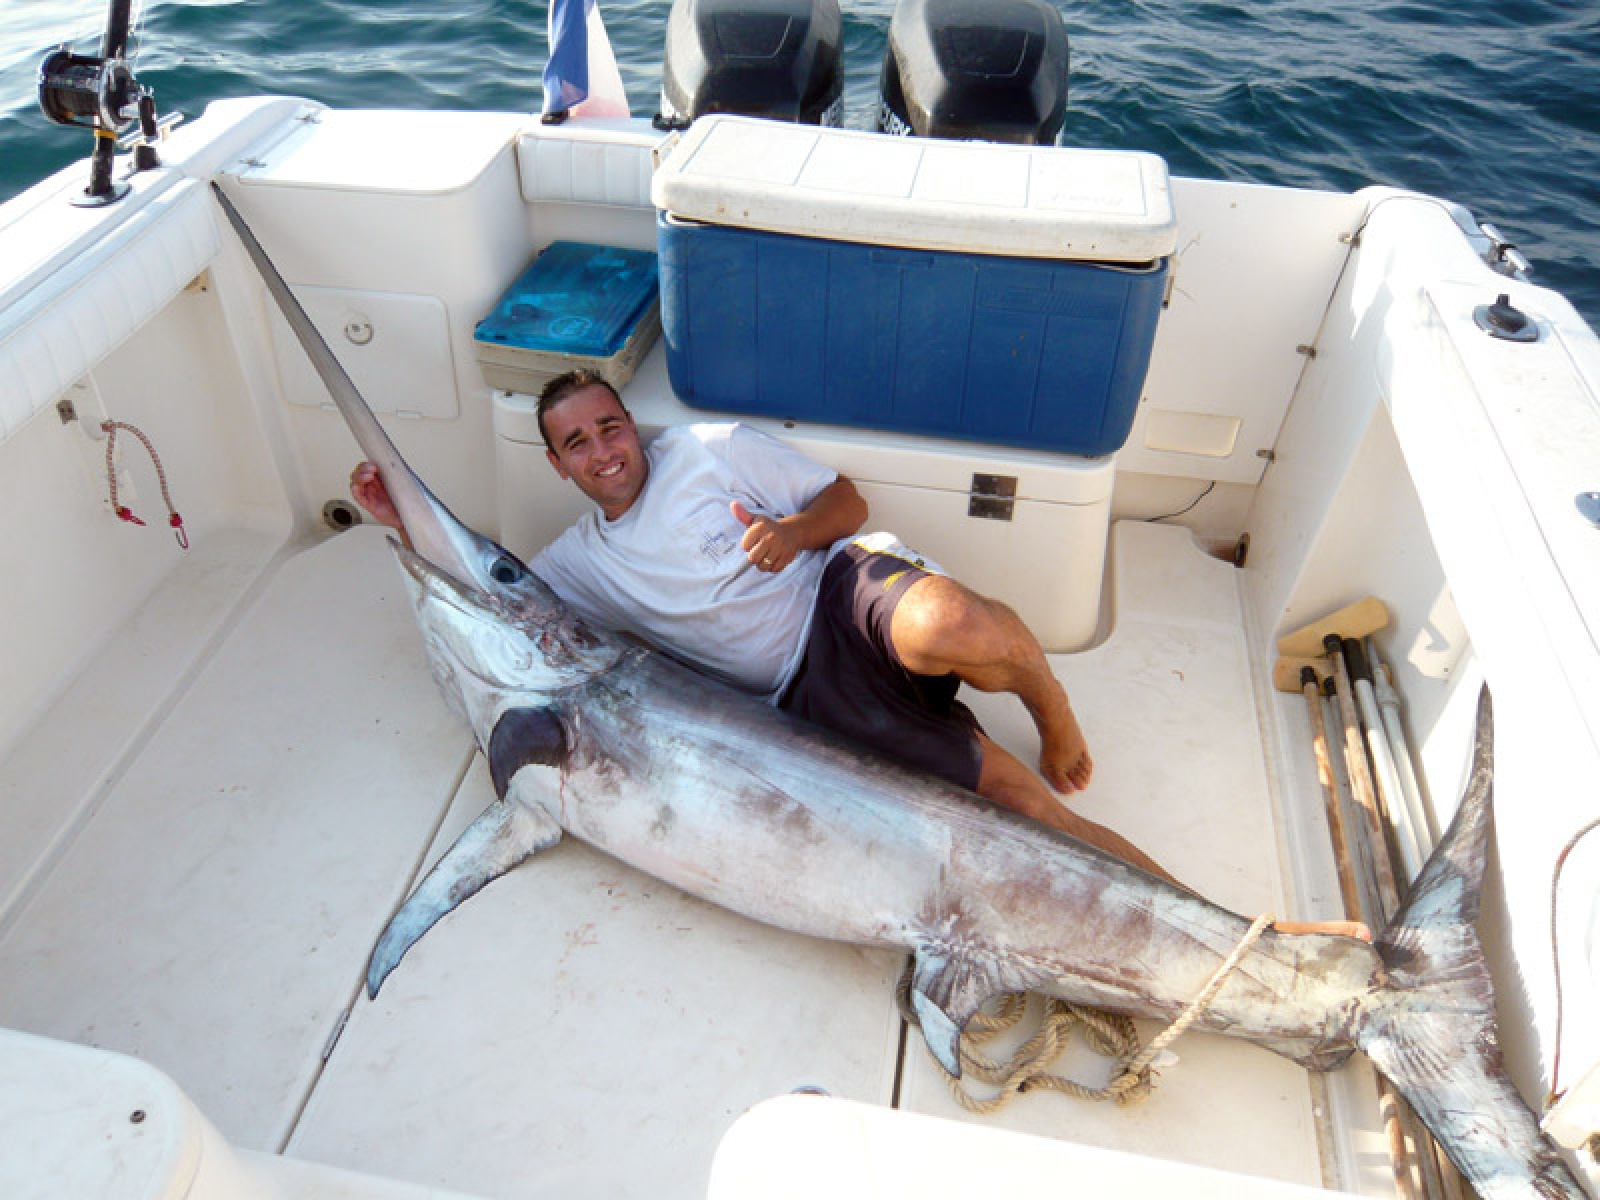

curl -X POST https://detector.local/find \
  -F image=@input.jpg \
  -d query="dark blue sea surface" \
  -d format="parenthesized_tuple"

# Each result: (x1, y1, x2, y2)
(3, 0, 1597, 324)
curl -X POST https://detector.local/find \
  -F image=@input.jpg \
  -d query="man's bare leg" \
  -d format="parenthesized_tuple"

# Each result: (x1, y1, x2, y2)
(976, 732, 1179, 881)
(979, 738, 1369, 938)
(893, 575, 1368, 940)
(889, 575, 1092, 792)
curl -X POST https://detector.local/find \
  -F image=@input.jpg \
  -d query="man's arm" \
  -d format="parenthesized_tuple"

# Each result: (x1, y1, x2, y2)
(349, 461, 412, 549)
(732, 476, 867, 573)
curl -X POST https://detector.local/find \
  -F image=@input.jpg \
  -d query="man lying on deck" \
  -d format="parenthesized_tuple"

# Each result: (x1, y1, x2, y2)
(351, 368, 1364, 940)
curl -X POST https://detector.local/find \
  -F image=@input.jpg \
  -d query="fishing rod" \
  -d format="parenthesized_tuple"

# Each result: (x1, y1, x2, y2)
(36, 0, 169, 206)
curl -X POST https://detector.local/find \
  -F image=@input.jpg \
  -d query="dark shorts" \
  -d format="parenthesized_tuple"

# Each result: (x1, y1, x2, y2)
(778, 537, 984, 791)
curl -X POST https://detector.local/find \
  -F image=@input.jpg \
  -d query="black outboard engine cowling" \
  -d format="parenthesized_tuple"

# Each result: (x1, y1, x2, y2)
(877, 0, 1068, 144)
(657, 0, 843, 128)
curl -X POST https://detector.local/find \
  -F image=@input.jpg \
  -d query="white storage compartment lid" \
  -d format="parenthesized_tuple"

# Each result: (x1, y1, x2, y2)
(0, 1030, 207, 1200)
(652, 115, 1176, 263)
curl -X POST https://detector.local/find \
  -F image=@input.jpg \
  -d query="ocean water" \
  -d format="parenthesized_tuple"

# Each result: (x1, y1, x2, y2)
(2, 0, 1597, 325)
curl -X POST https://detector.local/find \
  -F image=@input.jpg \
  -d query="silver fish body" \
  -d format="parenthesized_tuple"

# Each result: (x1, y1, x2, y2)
(374, 545, 1574, 1200)
(510, 638, 1371, 1070)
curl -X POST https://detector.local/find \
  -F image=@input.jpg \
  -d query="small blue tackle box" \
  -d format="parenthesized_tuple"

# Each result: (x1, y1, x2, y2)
(474, 241, 661, 395)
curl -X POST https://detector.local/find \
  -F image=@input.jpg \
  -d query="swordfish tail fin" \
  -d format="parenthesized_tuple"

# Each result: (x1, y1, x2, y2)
(1356, 688, 1581, 1199)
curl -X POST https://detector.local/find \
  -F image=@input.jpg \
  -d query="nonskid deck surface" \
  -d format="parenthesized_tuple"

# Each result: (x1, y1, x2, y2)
(0, 521, 1326, 1198)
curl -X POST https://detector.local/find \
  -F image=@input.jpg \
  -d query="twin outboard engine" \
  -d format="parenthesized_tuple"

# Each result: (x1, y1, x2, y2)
(657, 0, 1068, 144)
(657, 0, 843, 128)
(877, 0, 1069, 144)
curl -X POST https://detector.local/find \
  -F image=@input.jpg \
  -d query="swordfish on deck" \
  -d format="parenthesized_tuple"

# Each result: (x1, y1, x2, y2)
(211, 182, 1583, 1200)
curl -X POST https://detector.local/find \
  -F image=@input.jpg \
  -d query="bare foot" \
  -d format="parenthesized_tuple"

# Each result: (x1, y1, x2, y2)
(1039, 703, 1093, 794)
(1273, 919, 1371, 942)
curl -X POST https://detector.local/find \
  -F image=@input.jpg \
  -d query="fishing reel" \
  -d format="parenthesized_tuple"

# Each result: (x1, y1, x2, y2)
(38, 49, 142, 131)
(37, 38, 167, 206)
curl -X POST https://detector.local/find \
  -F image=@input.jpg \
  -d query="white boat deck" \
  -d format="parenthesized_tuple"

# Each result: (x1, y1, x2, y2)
(0, 516, 1347, 1198)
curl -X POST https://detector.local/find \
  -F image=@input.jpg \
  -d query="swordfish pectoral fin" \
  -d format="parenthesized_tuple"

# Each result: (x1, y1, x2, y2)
(365, 796, 563, 999)
(488, 707, 567, 798)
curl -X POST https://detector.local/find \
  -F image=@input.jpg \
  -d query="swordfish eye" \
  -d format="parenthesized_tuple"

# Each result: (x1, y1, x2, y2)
(488, 554, 526, 585)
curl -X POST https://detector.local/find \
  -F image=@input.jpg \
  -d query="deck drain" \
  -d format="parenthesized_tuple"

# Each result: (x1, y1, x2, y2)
(323, 498, 363, 531)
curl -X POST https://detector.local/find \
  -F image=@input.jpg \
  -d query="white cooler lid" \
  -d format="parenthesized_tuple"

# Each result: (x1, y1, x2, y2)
(652, 115, 1176, 263)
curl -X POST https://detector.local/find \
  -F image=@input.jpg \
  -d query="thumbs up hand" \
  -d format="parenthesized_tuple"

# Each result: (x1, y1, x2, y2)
(732, 500, 799, 573)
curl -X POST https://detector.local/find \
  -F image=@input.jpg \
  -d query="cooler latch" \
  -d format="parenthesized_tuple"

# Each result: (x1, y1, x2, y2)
(968, 474, 1017, 521)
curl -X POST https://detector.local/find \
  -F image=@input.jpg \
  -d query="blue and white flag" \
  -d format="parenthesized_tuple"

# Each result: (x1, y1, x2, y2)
(543, 0, 630, 118)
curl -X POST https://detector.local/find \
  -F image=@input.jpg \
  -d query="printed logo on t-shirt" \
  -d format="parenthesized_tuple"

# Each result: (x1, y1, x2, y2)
(694, 523, 738, 562)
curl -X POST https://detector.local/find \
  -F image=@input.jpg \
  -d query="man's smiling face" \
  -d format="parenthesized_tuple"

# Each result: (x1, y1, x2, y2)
(543, 383, 649, 521)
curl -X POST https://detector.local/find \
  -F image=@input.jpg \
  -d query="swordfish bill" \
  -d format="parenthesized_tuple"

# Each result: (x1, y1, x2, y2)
(215, 186, 1583, 1200)
(210, 182, 492, 592)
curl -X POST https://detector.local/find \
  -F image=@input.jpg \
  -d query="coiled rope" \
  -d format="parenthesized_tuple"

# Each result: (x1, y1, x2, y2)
(899, 913, 1276, 1112)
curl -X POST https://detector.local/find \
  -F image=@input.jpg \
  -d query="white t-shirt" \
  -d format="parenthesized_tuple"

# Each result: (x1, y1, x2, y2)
(531, 423, 841, 698)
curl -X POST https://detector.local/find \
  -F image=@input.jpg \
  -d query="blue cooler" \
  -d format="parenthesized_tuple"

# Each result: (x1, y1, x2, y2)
(651, 116, 1176, 457)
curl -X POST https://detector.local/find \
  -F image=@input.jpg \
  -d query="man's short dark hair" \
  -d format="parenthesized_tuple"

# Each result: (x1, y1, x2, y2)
(537, 369, 623, 447)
